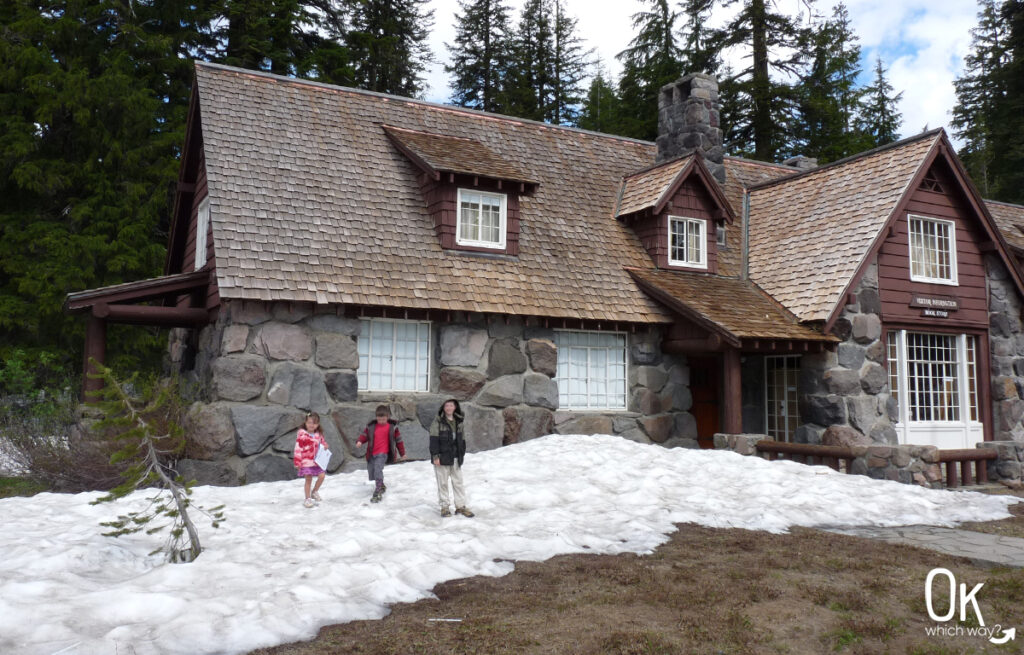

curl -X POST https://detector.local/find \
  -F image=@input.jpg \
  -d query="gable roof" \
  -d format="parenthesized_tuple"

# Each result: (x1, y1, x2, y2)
(382, 125, 537, 184)
(747, 131, 941, 322)
(615, 155, 735, 223)
(194, 62, 672, 323)
(628, 268, 835, 345)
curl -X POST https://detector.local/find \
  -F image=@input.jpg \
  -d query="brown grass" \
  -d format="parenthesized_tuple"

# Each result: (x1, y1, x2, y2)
(249, 522, 1024, 655)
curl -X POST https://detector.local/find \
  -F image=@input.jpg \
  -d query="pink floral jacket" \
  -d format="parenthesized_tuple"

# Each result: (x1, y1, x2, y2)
(293, 428, 327, 468)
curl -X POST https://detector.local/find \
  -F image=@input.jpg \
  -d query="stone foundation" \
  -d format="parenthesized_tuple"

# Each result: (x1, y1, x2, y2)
(979, 440, 1024, 481)
(171, 300, 697, 485)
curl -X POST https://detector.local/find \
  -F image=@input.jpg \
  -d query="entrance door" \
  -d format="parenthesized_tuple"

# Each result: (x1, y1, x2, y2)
(689, 356, 720, 448)
(765, 355, 800, 441)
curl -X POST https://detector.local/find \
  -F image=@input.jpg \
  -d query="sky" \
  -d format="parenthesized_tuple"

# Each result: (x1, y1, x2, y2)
(0, 434, 1016, 655)
(420, 0, 983, 146)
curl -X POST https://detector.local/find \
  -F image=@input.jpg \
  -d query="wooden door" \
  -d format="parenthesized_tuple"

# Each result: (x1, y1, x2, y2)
(689, 356, 720, 448)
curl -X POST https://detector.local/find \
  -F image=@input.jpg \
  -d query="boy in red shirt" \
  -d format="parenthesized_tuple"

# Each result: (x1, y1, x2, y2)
(356, 405, 406, 503)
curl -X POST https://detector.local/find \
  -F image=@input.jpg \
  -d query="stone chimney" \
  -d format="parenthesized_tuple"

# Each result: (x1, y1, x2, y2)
(783, 155, 818, 171)
(656, 74, 725, 183)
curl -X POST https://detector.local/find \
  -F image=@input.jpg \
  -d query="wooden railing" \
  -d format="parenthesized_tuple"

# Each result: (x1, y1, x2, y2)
(755, 441, 856, 473)
(937, 449, 997, 488)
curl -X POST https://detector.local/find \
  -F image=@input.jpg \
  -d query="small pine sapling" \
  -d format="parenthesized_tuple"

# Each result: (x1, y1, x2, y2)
(88, 363, 225, 562)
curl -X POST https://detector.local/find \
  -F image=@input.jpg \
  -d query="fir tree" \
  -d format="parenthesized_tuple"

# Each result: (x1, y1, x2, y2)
(577, 68, 623, 133)
(549, 0, 589, 125)
(615, 0, 684, 140)
(990, 0, 1024, 203)
(446, 0, 513, 113)
(859, 56, 903, 148)
(679, 0, 720, 75)
(794, 3, 863, 163)
(344, 0, 435, 97)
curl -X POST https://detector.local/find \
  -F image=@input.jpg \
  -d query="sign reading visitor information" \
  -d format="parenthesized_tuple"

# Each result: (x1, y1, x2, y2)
(910, 293, 960, 318)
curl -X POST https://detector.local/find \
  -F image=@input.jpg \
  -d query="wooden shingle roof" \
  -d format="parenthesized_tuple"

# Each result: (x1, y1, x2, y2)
(382, 125, 537, 184)
(615, 156, 692, 217)
(195, 63, 671, 323)
(747, 131, 941, 322)
(987, 200, 1024, 253)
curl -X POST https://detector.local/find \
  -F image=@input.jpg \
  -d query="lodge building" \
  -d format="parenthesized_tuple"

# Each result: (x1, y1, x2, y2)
(65, 63, 1024, 484)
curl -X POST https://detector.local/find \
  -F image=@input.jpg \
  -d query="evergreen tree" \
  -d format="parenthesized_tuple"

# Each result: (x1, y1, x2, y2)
(615, 0, 684, 140)
(716, 0, 812, 160)
(446, 0, 513, 112)
(991, 0, 1024, 202)
(577, 68, 623, 133)
(794, 3, 863, 163)
(679, 0, 720, 75)
(0, 1, 186, 382)
(859, 56, 903, 149)
(549, 0, 589, 125)
(344, 0, 435, 96)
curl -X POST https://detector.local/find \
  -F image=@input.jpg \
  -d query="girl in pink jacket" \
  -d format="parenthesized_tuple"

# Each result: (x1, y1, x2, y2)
(293, 412, 328, 508)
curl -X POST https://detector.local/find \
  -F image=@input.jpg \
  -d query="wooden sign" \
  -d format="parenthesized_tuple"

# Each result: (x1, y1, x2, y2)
(910, 293, 960, 312)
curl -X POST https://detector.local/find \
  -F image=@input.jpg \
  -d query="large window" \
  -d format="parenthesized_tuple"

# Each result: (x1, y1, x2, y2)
(887, 330, 981, 448)
(765, 356, 800, 442)
(195, 197, 210, 271)
(668, 216, 707, 268)
(908, 215, 957, 284)
(357, 319, 431, 392)
(457, 189, 506, 249)
(555, 331, 627, 410)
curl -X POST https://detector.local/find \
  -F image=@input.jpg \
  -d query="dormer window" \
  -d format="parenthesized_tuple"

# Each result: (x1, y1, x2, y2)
(668, 216, 707, 269)
(908, 214, 957, 285)
(457, 189, 507, 249)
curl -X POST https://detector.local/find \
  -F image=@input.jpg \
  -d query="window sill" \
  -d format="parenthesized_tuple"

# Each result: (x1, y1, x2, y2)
(909, 276, 958, 286)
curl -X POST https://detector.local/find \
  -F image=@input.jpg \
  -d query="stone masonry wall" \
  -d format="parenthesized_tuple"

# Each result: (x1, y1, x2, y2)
(173, 300, 697, 486)
(796, 260, 896, 448)
(986, 254, 1024, 442)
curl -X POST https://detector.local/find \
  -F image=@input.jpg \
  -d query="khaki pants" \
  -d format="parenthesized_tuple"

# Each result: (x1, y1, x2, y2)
(434, 463, 467, 510)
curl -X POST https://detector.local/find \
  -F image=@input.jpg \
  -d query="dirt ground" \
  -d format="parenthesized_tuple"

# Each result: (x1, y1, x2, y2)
(250, 511, 1024, 655)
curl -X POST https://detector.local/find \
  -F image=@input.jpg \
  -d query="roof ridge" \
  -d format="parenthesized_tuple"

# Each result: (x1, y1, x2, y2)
(194, 61, 657, 148)
(723, 155, 795, 171)
(986, 198, 1024, 209)
(381, 124, 479, 144)
(622, 154, 691, 180)
(747, 129, 944, 192)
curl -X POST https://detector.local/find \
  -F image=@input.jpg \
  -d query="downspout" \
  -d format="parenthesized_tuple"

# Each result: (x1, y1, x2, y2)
(742, 190, 751, 280)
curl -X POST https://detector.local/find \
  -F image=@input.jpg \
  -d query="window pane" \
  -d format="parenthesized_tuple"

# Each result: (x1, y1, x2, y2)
(910, 216, 954, 282)
(555, 331, 627, 410)
(358, 319, 430, 391)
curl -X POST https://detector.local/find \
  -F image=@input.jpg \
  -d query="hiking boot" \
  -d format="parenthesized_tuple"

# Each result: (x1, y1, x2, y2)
(303, 498, 315, 508)
(440, 507, 452, 518)
(371, 491, 382, 503)
(455, 507, 474, 518)
(380, 483, 387, 493)
(311, 491, 322, 502)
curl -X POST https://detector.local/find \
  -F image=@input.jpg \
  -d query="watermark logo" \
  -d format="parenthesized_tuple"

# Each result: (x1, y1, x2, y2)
(923, 568, 1016, 644)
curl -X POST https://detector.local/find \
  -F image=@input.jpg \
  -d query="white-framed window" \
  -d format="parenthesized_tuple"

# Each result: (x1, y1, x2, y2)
(765, 355, 800, 442)
(886, 330, 981, 448)
(555, 330, 627, 410)
(195, 197, 210, 271)
(357, 319, 431, 392)
(908, 215, 957, 285)
(668, 216, 707, 268)
(456, 189, 506, 249)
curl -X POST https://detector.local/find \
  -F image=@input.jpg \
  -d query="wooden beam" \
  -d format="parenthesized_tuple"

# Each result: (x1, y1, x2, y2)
(82, 315, 106, 399)
(662, 333, 723, 354)
(722, 348, 742, 433)
(92, 304, 209, 327)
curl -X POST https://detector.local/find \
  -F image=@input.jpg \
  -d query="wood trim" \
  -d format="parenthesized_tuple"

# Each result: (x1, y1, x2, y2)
(91, 304, 210, 327)
(65, 270, 211, 311)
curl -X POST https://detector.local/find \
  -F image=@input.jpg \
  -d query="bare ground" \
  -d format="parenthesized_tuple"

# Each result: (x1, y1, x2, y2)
(250, 517, 1024, 655)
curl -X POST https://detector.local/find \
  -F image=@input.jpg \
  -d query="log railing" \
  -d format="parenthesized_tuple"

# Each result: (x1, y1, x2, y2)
(937, 449, 996, 488)
(754, 441, 856, 473)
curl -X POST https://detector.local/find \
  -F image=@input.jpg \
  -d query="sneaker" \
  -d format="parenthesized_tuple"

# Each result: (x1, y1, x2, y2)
(440, 507, 452, 518)
(455, 507, 475, 518)
(311, 491, 322, 502)
(303, 498, 315, 508)
(371, 491, 382, 503)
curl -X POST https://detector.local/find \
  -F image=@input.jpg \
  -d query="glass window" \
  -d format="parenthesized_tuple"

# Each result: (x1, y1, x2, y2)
(457, 189, 506, 249)
(765, 356, 800, 441)
(908, 215, 957, 284)
(357, 319, 431, 392)
(887, 330, 979, 424)
(668, 216, 707, 268)
(195, 197, 210, 271)
(555, 331, 627, 410)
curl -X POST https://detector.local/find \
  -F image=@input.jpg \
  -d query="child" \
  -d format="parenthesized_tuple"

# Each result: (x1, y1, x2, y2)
(428, 399, 473, 518)
(293, 412, 328, 508)
(356, 405, 406, 503)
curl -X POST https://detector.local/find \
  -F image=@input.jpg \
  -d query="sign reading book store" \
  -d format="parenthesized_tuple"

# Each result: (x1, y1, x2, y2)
(910, 293, 960, 318)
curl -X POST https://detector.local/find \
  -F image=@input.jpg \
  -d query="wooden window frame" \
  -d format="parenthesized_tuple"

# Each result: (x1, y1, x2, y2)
(764, 355, 800, 442)
(357, 318, 432, 393)
(456, 188, 507, 250)
(554, 329, 629, 411)
(667, 215, 707, 269)
(907, 214, 958, 286)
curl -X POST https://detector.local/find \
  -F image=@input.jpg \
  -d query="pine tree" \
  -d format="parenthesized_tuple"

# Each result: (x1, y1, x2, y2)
(679, 0, 720, 75)
(859, 56, 903, 149)
(794, 3, 863, 163)
(615, 0, 684, 140)
(446, 0, 513, 113)
(990, 0, 1024, 202)
(577, 69, 623, 133)
(344, 0, 435, 97)
(549, 0, 589, 125)
(716, 0, 811, 160)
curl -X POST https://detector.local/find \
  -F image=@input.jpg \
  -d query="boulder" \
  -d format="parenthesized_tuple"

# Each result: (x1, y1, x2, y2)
(397, 420, 430, 460)
(847, 395, 880, 433)
(173, 459, 241, 487)
(487, 339, 528, 378)
(307, 315, 362, 335)
(821, 425, 871, 448)
(271, 303, 311, 324)
(244, 454, 295, 483)
(221, 325, 249, 355)
(503, 406, 555, 444)
(857, 288, 881, 314)
(832, 317, 852, 341)
(477, 375, 525, 408)
(228, 301, 272, 325)
(315, 334, 359, 369)
(868, 422, 899, 445)
(463, 404, 504, 452)
(800, 394, 846, 426)
(557, 415, 613, 435)
(836, 343, 865, 370)
(231, 405, 306, 456)
(330, 404, 377, 451)
(612, 415, 639, 434)
(184, 403, 236, 460)
(619, 428, 652, 445)
(672, 412, 697, 440)
(794, 423, 823, 444)
(663, 436, 700, 449)
(851, 314, 881, 344)
(249, 322, 313, 361)
(864, 340, 886, 364)
(664, 384, 693, 412)
(859, 363, 887, 395)
(639, 414, 673, 443)
(524, 372, 559, 410)
(439, 368, 486, 400)
(525, 339, 557, 377)
(211, 355, 266, 402)
(325, 371, 358, 402)
(824, 368, 861, 395)
(487, 316, 523, 338)
(629, 387, 662, 415)
(630, 336, 661, 365)
(632, 366, 669, 392)
(266, 364, 329, 411)
(416, 395, 448, 429)
(998, 398, 1024, 431)
(439, 325, 488, 366)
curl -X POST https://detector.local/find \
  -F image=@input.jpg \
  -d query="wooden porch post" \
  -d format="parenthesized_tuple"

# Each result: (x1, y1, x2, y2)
(723, 346, 742, 433)
(82, 314, 106, 398)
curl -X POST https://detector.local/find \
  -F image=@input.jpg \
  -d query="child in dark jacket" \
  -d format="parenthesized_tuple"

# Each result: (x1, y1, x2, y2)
(428, 398, 473, 518)
(356, 405, 406, 503)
